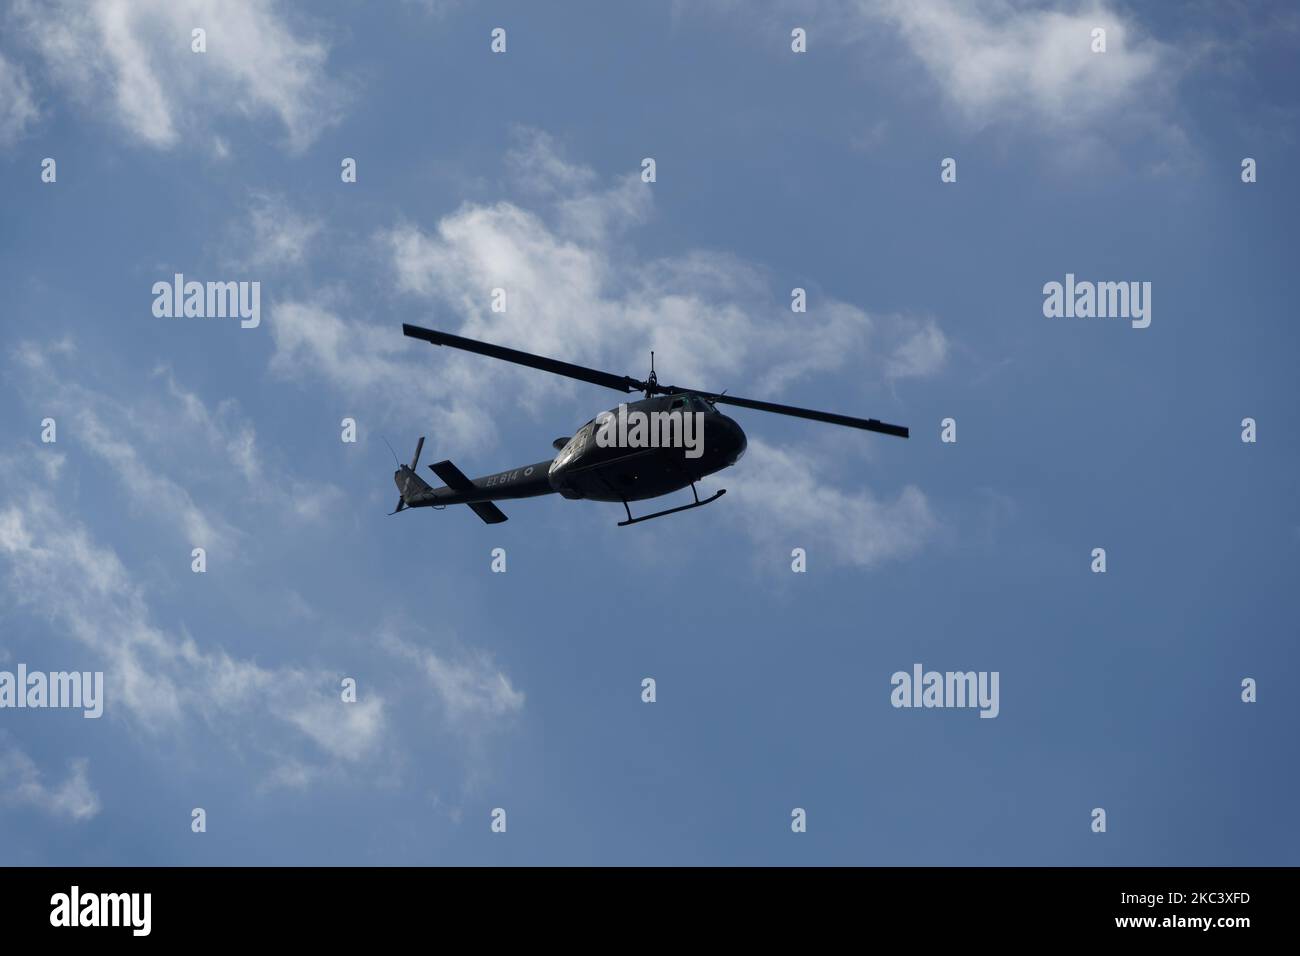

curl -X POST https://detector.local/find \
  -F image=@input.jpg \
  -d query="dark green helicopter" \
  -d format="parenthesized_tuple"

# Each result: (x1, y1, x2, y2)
(391, 323, 909, 526)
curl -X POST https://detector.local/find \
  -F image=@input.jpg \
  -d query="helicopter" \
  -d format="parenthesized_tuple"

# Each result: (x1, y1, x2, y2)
(391, 323, 909, 526)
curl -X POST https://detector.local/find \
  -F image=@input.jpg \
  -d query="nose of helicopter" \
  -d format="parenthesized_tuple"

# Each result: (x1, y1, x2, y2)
(713, 413, 747, 464)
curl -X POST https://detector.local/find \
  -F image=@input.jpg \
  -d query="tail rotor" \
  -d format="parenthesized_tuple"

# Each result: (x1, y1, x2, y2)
(389, 436, 426, 515)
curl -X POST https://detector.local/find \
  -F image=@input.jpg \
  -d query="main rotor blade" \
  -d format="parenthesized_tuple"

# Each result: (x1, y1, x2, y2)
(689, 390, 909, 438)
(403, 324, 642, 394)
(402, 323, 907, 437)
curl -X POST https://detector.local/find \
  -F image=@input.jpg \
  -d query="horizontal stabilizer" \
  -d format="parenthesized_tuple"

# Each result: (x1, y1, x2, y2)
(467, 501, 509, 524)
(429, 458, 509, 523)
(429, 459, 476, 491)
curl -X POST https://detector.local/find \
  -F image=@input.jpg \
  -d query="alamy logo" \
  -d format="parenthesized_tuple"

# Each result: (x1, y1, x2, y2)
(890, 663, 1000, 718)
(151, 273, 261, 328)
(1042, 273, 1151, 328)
(594, 404, 705, 458)
(0, 665, 103, 718)
(50, 887, 151, 936)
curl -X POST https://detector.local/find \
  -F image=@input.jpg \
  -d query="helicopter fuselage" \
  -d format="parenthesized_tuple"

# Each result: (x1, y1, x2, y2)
(550, 394, 747, 503)
(396, 394, 747, 510)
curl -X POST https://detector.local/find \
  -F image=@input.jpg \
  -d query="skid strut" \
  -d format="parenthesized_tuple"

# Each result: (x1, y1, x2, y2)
(618, 483, 725, 527)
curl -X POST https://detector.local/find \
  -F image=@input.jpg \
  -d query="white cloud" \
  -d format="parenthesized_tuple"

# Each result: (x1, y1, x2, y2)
(0, 458, 387, 778)
(83, 405, 234, 551)
(226, 192, 324, 271)
(13, 0, 345, 151)
(10, 341, 342, 541)
(401, 0, 462, 15)
(884, 317, 949, 381)
(692, 0, 1177, 142)
(504, 127, 600, 198)
(383, 634, 525, 725)
(2, 338, 525, 787)
(369, 134, 945, 400)
(0, 415, 525, 789)
(0, 737, 101, 821)
(283, 685, 386, 763)
(0, 54, 40, 146)
(869, 0, 1173, 128)
(268, 298, 500, 453)
(724, 438, 937, 568)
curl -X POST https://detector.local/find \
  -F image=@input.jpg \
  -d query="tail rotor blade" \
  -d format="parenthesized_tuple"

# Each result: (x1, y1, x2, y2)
(389, 437, 426, 514)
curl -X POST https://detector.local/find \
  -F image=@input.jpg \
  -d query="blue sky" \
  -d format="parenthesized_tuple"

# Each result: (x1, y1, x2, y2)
(0, 0, 1297, 865)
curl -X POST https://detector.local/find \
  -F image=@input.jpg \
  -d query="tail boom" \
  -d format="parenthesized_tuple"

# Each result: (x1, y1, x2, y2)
(392, 447, 556, 524)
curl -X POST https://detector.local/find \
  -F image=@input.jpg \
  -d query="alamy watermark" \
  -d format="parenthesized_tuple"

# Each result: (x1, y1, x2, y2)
(890, 663, 999, 718)
(0, 664, 103, 718)
(50, 887, 150, 936)
(1042, 273, 1151, 329)
(594, 403, 705, 458)
(151, 273, 260, 328)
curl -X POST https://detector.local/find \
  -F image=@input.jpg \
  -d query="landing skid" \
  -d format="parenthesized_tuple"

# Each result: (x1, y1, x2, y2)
(618, 483, 726, 527)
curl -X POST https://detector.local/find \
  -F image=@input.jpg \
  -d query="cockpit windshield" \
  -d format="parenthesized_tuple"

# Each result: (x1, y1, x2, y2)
(551, 419, 594, 470)
(672, 394, 710, 413)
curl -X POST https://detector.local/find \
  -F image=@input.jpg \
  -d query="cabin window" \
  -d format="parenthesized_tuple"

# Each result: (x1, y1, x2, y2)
(670, 398, 685, 409)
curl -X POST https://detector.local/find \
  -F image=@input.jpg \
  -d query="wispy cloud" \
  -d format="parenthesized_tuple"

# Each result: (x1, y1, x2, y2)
(0, 736, 101, 822)
(885, 317, 949, 382)
(12, 0, 346, 151)
(0, 453, 387, 781)
(10, 339, 343, 545)
(872, 0, 1174, 129)
(0, 53, 40, 147)
(223, 192, 324, 272)
(382, 633, 525, 726)
(377, 133, 945, 395)
(691, 0, 1181, 152)
(2, 335, 525, 792)
(267, 298, 501, 453)
(723, 438, 937, 568)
